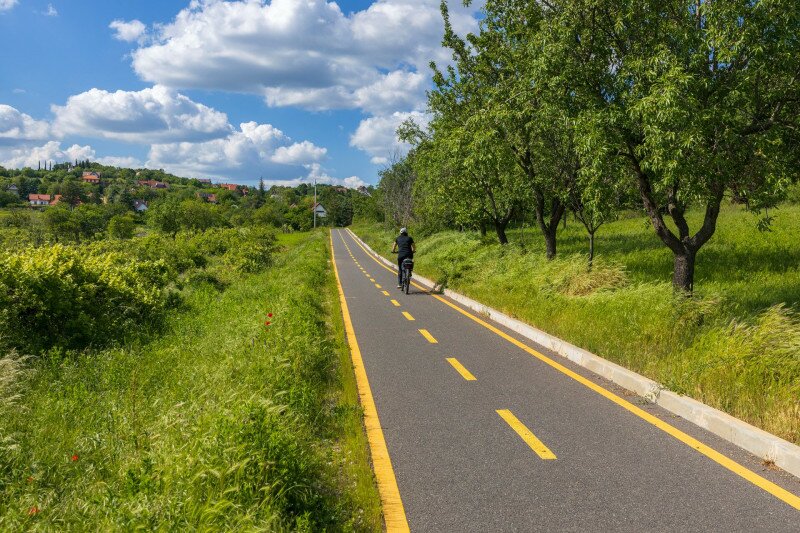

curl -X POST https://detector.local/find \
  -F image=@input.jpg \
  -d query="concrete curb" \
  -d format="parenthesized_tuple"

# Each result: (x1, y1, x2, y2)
(347, 228, 800, 479)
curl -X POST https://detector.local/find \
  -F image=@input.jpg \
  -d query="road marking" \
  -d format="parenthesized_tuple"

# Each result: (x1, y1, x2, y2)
(331, 231, 410, 531)
(344, 228, 800, 511)
(375, 284, 382, 289)
(402, 311, 415, 321)
(497, 409, 557, 460)
(370, 278, 376, 282)
(419, 329, 438, 343)
(446, 358, 476, 381)
(382, 291, 390, 296)
(390, 299, 401, 307)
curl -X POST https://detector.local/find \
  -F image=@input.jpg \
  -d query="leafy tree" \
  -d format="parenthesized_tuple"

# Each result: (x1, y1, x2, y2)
(147, 198, 182, 236)
(44, 207, 80, 242)
(376, 156, 417, 227)
(60, 180, 86, 208)
(108, 214, 136, 239)
(544, 0, 800, 292)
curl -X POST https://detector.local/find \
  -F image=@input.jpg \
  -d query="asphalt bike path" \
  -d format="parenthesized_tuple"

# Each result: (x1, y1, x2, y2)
(330, 229, 800, 532)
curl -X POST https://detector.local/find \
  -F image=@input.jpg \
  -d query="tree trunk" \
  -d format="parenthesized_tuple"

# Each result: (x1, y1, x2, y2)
(672, 248, 696, 293)
(495, 220, 509, 245)
(479, 221, 487, 237)
(588, 231, 595, 266)
(544, 230, 556, 259)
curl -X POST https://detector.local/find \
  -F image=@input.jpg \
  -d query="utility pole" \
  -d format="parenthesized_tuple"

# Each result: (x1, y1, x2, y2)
(313, 179, 317, 229)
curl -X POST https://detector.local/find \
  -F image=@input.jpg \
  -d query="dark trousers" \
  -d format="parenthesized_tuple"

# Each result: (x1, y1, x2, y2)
(397, 254, 412, 285)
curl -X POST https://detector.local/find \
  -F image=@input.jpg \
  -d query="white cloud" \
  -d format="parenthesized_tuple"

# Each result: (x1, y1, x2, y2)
(350, 111, 429, 163)
(110, 19, 146, 42)
(96, 155, 143, 168)
(0, 105, 50, 145)
(52, 85, 231, 143)
(271, 141, 326, 165)
(0, 141, 95, 169)
(44, 3, 57, 16)
(12, 88, 26, 94)
(0, 0, 18, 13)
(146, 121, 328, 182)
(344, 176, 367, 188)
(131, 0, 481, 112)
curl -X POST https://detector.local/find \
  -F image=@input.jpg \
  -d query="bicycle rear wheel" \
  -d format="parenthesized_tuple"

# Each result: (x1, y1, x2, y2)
(404, 269, 411, 294)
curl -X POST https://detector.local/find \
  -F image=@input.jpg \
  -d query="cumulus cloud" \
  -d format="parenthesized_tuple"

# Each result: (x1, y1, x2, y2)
(350, 111, 429, 164)
(52, 85, 231, 143)
(110, 19, 146, 42)
(44, 3, 57, 16)
(0, 105, 50, 145)
(131, 0, 480, 112)
(271, 141, 326, 165)
(0, 0, 18, 13)
(0, 141, 95, 169)
(146, 121, 327, 182)
(96, 155, 143, 168)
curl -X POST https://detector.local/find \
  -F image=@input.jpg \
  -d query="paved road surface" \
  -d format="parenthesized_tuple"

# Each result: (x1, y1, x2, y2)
(330, 229, 800, 532)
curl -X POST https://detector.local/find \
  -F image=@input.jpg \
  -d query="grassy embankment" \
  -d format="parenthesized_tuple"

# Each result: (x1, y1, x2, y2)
(352, 203, 800, 445)
(0, 231, 381, 530)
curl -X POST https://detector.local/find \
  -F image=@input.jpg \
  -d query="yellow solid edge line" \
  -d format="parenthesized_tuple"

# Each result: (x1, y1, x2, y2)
(382, 291, 390, 296)
(343, 228, 800, 510)
(402, 311, 415, 321)
(497, 409, 557, 460)
(419, 329, 438, 344)
(390, 299, 401, 307)
(330, 230, 410, 531)
(446, 357, 477, 381)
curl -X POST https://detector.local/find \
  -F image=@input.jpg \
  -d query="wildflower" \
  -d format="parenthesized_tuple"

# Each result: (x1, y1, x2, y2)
(71, 454, 79, 462)
(267, 313, 273, 318)
(26, 476, 34, 483)
(265, 321, 271, 326)
(28, 506, 40, 516)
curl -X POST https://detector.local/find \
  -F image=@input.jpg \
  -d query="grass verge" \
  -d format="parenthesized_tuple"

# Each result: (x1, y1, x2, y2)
(351, 204, 800, 445)
(0, 230, 381, 530)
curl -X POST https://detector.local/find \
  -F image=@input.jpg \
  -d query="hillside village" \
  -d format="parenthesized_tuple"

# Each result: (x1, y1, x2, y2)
(0, 161, 378, 242)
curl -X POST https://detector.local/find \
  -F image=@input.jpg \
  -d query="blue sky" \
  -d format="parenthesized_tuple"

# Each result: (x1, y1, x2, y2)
(0, 0, 481, 186)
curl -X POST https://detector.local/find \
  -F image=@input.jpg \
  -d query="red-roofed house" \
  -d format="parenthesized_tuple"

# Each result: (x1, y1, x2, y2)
(82, 171, 101, 184)
(137, 180, 168, 189)
(219, 183, 238, 191)
(196, 192, 218, 204)
(28, 194, 51, 206)
(49, 195, 62, 206)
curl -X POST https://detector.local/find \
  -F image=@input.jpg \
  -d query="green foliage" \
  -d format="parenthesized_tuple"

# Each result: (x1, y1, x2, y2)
(0, 233, 381, 530)
(0, 245, 170, 354)
(107, 213, 136, 239)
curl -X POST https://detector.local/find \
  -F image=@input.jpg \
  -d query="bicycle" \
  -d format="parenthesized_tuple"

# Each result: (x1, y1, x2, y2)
(401, 257, 414, 294)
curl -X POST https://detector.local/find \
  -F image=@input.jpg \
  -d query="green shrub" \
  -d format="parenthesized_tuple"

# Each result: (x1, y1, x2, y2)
(0, 245, 170, 354)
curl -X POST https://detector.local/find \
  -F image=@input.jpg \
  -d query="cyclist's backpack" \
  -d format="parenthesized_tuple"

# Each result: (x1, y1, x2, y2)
(402, 258, 414, 271)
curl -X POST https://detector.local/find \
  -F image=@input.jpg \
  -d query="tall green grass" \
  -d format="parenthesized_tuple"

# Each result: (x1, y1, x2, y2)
(352, 203, 800, 445)
(0, 231, 381, 530)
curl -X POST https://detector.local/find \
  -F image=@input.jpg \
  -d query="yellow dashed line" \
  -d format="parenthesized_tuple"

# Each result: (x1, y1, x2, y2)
(375, 284, 382, 289)
(382, 290, 390, 296)
(497, 409, 556, 460)
(446, 358, 477, 381)
(390, 299, 400, 307)
(419, 329, 437, 343)
(402, 312, 415, 321)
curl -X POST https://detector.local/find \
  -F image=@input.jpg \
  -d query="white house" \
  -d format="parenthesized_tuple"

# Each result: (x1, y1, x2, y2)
(133, 200, 148, 212)
(7, 184, 19, 196)
(28, 194, 51, 206)
(313, 203, 327, 218)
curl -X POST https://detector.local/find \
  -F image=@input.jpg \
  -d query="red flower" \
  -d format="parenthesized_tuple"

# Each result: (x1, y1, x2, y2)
(28, 506, 40, 516)
(267, 313, 273, 318)
(26, 476, 34, 483)
(265, 321, 271, 326)
(71, 454, 79, 462)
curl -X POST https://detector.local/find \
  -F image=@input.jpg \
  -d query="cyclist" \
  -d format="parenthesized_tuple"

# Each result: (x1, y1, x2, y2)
(391, 227, 416, 288)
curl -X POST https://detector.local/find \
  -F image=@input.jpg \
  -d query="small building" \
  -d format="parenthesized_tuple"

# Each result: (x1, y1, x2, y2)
(137, 180, 168, 189)
(357, 185, 372, 197)
(6, 184, 19, 196)
(82, 171, 101, 184)
(196, 192, 218, 204)
(219, 183, 238, 191)
(49, 195, 62, 206)
(197, 178, 212, 184)
(28, 193, 51, 206)
(133, 200, 148, 212)
(312, 203, 327, 218)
